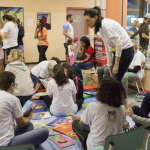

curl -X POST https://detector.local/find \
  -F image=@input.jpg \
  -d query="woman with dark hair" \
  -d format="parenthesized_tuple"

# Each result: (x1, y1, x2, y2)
(46, 64, 81, 116)
(72, 36, 94, 81)
(34, 19, 49, 63)
(84, 6, 134, 105)
(0, 15, 18, 66)
(72, 77, 126, 150)
(63, 63, 84, 109)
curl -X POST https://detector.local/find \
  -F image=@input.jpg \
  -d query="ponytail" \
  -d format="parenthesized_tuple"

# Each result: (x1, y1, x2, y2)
(53, 64, 69, 86)
(84, 6, 104, 34)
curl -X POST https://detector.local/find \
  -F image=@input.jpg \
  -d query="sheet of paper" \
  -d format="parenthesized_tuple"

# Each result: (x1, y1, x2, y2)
(28, 18, 33, 26)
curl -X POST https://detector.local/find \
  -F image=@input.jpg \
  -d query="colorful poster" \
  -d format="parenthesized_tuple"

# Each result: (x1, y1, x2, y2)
(49, 135, 75, 148)
(94, 38, 107, 67)
(0, 7, 24, 26)
(37, 13, 51, 30)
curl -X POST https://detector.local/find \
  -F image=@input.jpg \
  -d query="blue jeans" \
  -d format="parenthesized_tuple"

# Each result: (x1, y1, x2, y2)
(30, 72, 44, 90)
(112, 47, 134, 100)
(18, 45, 24, 53)
(132, 93, 150, 127)
(9, 122, 49, 146)
(72, 62, 94, 80)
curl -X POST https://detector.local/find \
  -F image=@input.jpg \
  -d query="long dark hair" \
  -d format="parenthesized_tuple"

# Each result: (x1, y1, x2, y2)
(53, 64, 69, 86)
(37, 19, 44, 32)
(84, 6, 104, 34)
(80, 36, 91, 52)
(96, 77, 124, 107)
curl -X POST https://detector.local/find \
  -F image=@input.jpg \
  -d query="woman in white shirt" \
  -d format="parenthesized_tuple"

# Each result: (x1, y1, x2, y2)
(0, 15, 18, 66)
(5, 49, 33, 106)
(72, 77, 126, 150)
(84, 7, 134, 105)
(46, 64, 79, 116)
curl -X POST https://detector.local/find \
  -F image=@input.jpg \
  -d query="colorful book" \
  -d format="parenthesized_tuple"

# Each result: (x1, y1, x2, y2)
(81, 103, 89, 109)
(33, 122, 47, 128)
(47, 118, 72, 127)
(34, 92, 47, 97)
(53, 123, 79, 140)
(49, 135, 75, 148)
(32, 111, 51, 120)
(47, 126, 60, 136)
(35, 104, 44, 109)
(22, 100, 37, 117)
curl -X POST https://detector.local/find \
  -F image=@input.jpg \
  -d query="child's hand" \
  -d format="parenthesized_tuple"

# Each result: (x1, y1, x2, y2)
(77, 61, 82, 64)
(36, 28, 40, 32)
(126, 107, 134, 118)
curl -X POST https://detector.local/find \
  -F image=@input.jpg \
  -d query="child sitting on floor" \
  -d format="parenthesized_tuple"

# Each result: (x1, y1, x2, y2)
(72, 77, 126, 150)
(67, 38, 75, 65)
(46, 64, 82, 116)
(0, 71, 49, 147)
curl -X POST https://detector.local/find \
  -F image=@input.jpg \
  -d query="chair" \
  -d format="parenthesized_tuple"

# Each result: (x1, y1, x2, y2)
(89, 123, 150, 150)
(134, 62, 146, 93)
(0, 144, 35, 150)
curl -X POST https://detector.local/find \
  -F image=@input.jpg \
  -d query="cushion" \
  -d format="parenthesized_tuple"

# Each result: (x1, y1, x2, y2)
(83, 85, 97, 91)
(33, 88, 46, 93)
(83, 93, 92, 99)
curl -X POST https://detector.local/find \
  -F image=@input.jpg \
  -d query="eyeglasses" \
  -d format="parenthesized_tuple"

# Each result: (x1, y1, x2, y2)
(14, 83, 18, 88)
(84, 19, 91, 24)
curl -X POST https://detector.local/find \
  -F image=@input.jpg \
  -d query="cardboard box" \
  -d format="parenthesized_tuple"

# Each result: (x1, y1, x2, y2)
(85, 71, 98, 87)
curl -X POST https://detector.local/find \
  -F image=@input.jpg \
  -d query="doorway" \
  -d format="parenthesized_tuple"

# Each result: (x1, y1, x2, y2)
(67, 8, 89, 61)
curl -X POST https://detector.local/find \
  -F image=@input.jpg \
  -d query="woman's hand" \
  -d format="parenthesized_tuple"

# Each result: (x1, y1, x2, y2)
(112, 64, 119, 74)
(36, 28, 40, 32)
(77, 61, 82, 64)
(126, 107, 134, 118)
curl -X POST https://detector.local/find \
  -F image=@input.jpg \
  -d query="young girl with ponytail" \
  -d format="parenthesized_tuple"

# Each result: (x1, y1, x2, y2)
(84, 6, 134, 106)
(46, 64, 80, 116)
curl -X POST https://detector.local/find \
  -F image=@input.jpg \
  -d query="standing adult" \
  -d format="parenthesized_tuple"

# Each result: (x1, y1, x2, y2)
(0, 15, 18, 66)
(84, 7, 134, 105)
(34, 19, 49, 63)
(129, 19, 140, 42)
(0, 21, 4, 72)
(12, 17, 25, 53)
(139, 13, 150, 56)
(63, 14, 74, 65)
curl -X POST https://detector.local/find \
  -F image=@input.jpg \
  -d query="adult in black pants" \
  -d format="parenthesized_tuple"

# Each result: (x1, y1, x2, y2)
(0, 15, 18, 66)
(126, 93, 150, 127)
(34, 19, 49, 63)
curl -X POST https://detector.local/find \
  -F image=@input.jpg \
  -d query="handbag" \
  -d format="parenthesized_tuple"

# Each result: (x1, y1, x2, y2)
(76, 52, 83, 61)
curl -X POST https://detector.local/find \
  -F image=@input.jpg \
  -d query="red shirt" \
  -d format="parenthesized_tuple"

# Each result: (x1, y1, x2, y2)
(80, 46, 95, 64)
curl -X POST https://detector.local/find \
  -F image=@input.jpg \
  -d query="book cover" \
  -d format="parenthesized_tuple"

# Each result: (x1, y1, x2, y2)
(35, 104, 44, 109)
(33, 122, 47, 128)
(34, 92, 47, 97)
(49, 135, 75, 148)
(81, 103, 89, 109)
(32, 112, 51, 120)
(53, 123, 79, 140)
(47, 126, 60, 136)
(23, 100, 37, 117)
(47, 118, 72, 127)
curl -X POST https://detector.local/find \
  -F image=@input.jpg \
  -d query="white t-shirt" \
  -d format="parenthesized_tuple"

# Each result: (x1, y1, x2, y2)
(31, 61, 53, 78)
(3, 22, 18, 49)
(46, 79, 78, 116)
(81, 102, 126, 149)
(0, 90, 23, 146)
(63, 21, 74, 43)
(68, 43, 76, 56)
(129, 50, 146, 79)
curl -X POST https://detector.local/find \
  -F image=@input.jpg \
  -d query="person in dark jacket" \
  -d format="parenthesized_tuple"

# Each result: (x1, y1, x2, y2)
(12, 17, 24, 53)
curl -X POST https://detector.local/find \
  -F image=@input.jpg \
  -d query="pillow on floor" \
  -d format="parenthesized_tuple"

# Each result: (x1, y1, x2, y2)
(83, 93, 92, 99)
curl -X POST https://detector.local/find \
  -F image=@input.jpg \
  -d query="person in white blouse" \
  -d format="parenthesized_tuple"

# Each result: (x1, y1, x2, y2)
(84, 6, 134, 107)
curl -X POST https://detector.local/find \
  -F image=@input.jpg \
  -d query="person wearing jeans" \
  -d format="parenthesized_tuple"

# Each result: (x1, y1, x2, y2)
(126, 93, 150, 128)
(0, 71, 49, 147)
(97, 66, 110, 84)
(34, 19, 49, 63)
(72, 36, 95, 80)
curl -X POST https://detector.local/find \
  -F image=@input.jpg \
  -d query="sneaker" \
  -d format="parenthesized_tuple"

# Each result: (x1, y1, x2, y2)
(124, 125, 137, 133)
